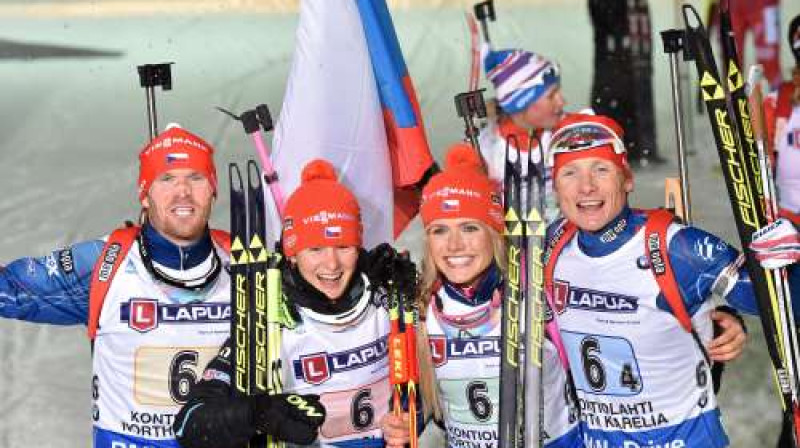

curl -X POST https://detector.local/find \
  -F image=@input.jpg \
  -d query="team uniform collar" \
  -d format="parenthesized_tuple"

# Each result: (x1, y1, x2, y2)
(441, 263, 503, 308)
(141, 223, 214, 270)
(576, 206, 645, 257)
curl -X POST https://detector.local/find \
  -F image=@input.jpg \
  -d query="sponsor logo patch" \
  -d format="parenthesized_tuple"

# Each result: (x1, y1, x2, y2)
(120, 300, 230, 333)
(127, 299, 158, 333)
(300, 353, 330, 385)
(552, 280, 638, 314)
(202, 368, 231, 384)
(429, 336, 447, 367)
(98, 243, 122, 282)
(293, 337, 387, 385)
(58, 249, 74, 274)
(428, 336, 500, 367)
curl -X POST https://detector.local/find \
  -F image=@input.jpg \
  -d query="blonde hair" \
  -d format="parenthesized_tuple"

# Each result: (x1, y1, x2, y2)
(416, 221, 506, 422)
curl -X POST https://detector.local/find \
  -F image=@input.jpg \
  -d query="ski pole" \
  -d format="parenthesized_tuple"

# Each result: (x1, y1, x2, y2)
(682, 5, 800, 445)
(466, 12, 482, 91)
(473, 0, 495, 45)
(748, 63, 800, 448)
(387, 254, 420, 448)
(660, 29, 693, 224)
(217, 105, 286, 216)
(136, 63, 173, 141)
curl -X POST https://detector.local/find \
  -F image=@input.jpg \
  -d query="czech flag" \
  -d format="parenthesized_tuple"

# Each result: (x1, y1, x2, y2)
(272, 0, 434, 249)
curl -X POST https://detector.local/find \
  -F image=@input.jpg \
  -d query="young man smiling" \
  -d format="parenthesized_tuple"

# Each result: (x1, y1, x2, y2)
(544, 114, 754, 448)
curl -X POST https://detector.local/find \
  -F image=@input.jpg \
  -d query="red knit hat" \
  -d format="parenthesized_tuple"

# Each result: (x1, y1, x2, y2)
(420, 143, 503, 232)
(282, 159, 362, 256)
(550, 113, 630, 179)
(138, 125, 217, 201)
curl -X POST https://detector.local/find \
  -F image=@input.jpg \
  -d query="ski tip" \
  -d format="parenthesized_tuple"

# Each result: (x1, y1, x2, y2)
(247, 160, 262, 189)
(682, 4, 704, 32)
(229, 162, 244, 189)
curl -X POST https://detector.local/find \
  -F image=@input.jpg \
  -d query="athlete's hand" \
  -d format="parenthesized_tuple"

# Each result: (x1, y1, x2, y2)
(363, 243, 418, 298)
(252, 393, 326, 445)
(381, 412, 411, 448)
(708, 309, 747, 362)
(750, 218, 800, 269)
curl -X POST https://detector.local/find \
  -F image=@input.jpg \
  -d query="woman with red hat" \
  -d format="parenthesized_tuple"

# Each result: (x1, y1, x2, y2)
(382, 143, 583, 447)
(544, 113, 760, 447)
(174, 158, 417, 448)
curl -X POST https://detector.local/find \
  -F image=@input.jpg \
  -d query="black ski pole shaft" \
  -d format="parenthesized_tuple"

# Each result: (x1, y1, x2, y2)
(137, 63, 173, 141)
(661, 29, 693, 224)
(473, 0, 495, 44)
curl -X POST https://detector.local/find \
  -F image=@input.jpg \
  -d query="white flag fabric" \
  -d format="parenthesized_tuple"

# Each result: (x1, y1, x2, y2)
(272, 0, 393, 249)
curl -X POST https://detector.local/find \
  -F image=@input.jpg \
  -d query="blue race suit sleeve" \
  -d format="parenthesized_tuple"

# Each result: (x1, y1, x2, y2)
(724, 260, 800, 321)
(665, 226, 750, 316)
(0, 239, 104, 325)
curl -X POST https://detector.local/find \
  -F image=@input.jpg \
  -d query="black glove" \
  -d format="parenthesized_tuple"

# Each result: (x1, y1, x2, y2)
(363, 243, 417, 298)
(252, 393, 326, 445)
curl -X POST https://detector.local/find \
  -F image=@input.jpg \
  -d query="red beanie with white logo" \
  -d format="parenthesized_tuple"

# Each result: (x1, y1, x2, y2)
(138, 125, 217, 201)
(282, 159, 362, 257)
(550, 113, 629, 180)
(420, 143, 503, 232)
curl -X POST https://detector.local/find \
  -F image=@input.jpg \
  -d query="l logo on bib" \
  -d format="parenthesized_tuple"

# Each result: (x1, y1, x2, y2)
(552, 280, 569, 315)
(129, 299, 158, 333)
(429, 336, 448, 367)
(301, 353, 331, 385)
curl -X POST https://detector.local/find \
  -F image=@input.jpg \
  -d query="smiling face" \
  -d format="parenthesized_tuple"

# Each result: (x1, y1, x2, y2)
(554, 157, 632, 232)
(425, 218, 495, 288)
(141, 168, 215, 246)
(513, 84, 565, 130)
(291, 246, 359, 300)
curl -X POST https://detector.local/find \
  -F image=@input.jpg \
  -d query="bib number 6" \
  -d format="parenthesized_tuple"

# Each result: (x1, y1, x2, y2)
(351, 389, 375, 430)
(169, 350, 199, 404)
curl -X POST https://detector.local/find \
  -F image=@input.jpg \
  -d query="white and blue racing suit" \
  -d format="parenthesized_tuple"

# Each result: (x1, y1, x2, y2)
(0, 223, 230, 448)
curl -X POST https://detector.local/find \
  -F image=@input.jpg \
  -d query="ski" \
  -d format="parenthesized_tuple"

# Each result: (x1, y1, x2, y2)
(230, 161, 285, 448)
(719, 5, 800, 444)
(522, 136, 547, 447)
(499, 134, 546, 447)
(499, 136, 525, 448)
(682, 5, 800, 445)
(218, 105, 285, 247)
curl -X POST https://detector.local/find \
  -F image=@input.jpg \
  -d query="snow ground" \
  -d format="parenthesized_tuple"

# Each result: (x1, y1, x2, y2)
(0, 1, 799, 446)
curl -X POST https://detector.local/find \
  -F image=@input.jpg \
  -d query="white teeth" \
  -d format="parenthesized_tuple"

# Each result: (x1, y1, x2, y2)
(173, 206, 194, 216)
(318, 273, 341, 281)
(446, 256, 472, 267)
(578, 200, 603, 208)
